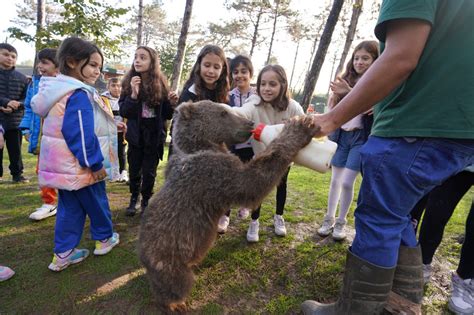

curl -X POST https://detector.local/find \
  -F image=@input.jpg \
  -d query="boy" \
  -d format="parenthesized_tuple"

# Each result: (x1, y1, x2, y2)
(19, 48, 59, 220)
(0, 43, 28, 183)
(101, 77, 128, 182)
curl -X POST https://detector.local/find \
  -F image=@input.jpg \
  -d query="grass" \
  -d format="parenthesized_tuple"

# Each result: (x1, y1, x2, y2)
(0, 143, 471, 314)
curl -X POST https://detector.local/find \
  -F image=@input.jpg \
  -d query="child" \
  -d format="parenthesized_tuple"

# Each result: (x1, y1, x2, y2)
(317, 40, 379, 240)
(0, 43, 29, 183)
(234, 64, 304, 242)
(31, 37, 120, 271)
(217, 55, 256, 233)
(101, 77, 128, 183)
(119, 46, 177, 216)
(19, 48, 59, 220)
(168, 44, 229, 156)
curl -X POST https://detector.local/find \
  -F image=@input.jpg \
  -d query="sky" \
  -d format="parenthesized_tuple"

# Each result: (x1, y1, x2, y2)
(0, 0, 378, 95)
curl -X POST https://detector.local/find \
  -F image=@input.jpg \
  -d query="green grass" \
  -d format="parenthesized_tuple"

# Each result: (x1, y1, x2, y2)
(0, 143, 471, 314)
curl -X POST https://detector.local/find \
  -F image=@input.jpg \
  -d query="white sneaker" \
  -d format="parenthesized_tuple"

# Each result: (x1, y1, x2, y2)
(247, 220, 259, 242)
(317, 215, 335, 236)
(274, 214, 287, 236)
(238, 207, 250, 219)
(29, 204, 57, 221)
(120, 170, 129, 183)
(423, 264, 432, 284)
(217, 215, 230, 234)
(449, 272, 474, 314)
(332, 218, 347, 241)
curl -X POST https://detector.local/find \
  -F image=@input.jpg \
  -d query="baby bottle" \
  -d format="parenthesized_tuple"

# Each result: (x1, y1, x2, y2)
(253, 123, 337, 173)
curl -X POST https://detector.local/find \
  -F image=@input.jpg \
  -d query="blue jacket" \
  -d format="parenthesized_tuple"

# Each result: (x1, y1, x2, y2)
(19, 75, 42, 154)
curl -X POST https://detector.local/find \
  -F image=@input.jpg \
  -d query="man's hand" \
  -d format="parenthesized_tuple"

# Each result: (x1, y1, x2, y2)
(92, 168, 107, 182)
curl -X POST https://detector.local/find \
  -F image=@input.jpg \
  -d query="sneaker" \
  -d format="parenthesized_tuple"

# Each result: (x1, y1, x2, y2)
(217, 215, 230, 234)
(247, 220, 259, 242)
(317, 215, 335, 237)
(423, 264, 432, 284)
(120, 170, 129, 183)
(449, 273, 474, 314)
(332, 218, 347, 241)
(29, 204, 57, 221)
(48, 248, 89, 272)
(274, 214, 287, 236)
(12, 175, 30, 183)
(94, 232, 120, 255)
(0, 266, 15, 281)
(238, 208, 250, 219)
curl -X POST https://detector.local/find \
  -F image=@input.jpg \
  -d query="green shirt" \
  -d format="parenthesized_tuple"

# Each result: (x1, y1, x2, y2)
(372, 0, 474, 139)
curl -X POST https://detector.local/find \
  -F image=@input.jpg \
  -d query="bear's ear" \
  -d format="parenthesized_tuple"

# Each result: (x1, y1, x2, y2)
(179, 102, 195, 120)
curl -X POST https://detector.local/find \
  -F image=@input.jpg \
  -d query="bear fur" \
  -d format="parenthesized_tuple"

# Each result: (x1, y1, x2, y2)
(138, 100, 318, 313)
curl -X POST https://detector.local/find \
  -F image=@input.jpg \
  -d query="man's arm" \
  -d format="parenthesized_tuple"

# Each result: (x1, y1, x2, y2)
(313, 19, 432, 135)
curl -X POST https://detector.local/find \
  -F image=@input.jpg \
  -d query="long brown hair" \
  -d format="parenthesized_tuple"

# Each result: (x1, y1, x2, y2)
(121, 46, 169, 107)
(341, 40, 379, 87)
(183, 45, 229, 103)
(256, 64, 290, 112)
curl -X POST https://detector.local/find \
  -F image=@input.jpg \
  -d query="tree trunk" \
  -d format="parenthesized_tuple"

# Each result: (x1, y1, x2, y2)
(265, 0, 279, 64)
(249, 6, 264, 57)
(170, 0, 194, 91)
(137, 0, 143, 46)
(334, 0, 363, 78)
(301, 0, 344, 106)
(289, 40, 300, 90)
(33, 0, 45, 75)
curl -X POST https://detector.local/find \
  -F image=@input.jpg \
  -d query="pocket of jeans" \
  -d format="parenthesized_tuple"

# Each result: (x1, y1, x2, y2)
(406, 139, 472, 189)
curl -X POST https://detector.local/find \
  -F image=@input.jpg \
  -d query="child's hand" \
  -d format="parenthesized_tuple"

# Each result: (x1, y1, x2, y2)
(0, 132, 4, 149)
(116, 121, 127, 133)
(330, 77, 351, 96)
(0, 106, 13, 113)
(7, 100, 21, 111)
(131, 76, 141, 99)
(92, 168, 107, 182)
(24, 133, 30, 142)
(168, 91, 179, 107)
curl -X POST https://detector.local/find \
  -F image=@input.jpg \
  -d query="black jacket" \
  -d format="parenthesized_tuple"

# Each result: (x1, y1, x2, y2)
(0, 68, 28, 130)
(119, 94, 173, 160)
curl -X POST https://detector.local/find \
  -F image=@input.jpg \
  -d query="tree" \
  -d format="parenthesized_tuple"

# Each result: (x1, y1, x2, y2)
(170, 0, 194, 91)
(265, 0, 294, 64)
(137, 0, 143, 46)
(8, 0, 129, 60)
(287, 17, 310, 90)
(206, 19, 247, 54)
(334, 0, 363, 78)
(301, 0, 344, 107)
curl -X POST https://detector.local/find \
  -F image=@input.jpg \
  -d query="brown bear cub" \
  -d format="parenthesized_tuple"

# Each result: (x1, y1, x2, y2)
(139, 100, 318, 313)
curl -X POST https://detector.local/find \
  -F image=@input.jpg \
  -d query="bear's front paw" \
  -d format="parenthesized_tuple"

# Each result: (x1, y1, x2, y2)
(284, 115, 320, 144)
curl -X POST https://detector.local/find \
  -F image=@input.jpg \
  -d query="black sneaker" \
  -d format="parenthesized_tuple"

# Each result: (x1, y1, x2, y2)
(125, 195, 138, 217)
(12, 175, 30, 183)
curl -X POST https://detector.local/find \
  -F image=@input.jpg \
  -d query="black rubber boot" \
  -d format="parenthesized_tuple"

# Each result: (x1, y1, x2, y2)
(391, 245, 424, 304)
(125, 194, 139, 217)
(301, 250, 396, 315)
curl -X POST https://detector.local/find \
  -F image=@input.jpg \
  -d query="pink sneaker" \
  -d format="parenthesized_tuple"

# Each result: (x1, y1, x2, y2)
(0, 266, 15, 281)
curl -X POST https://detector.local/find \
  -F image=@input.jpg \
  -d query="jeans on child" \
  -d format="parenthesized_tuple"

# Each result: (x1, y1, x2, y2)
(351, 136, 474, 268)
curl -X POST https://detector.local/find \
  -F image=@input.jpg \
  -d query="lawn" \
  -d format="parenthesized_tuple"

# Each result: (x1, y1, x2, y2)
(0, 143, 471, 314)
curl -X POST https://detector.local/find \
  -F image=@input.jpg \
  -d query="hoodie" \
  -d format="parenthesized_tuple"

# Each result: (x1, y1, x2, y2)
(31, 74, 119, 191)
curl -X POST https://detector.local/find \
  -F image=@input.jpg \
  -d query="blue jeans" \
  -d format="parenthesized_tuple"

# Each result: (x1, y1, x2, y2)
(352, 136, 474, 267)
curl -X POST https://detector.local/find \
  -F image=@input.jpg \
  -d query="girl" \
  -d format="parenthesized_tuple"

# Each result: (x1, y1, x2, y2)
(317, 40, 379, 240)
(217, 55, 256, 233)
(234, 64, 304, 242)
(169, 45, 229, 158)
(119, 46, 177, 216)
(31, 37, 120, 271)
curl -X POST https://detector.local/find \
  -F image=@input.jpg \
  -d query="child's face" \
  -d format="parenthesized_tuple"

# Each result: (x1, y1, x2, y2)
(353, 48, 374, 75)
(0, 49, 17, 70)
(37, 59, 58, 77)
(200, 53, 223, 89)
(133, 48, 151, 73)
(259, 70, 281, 103)
(232, 63, 252, 91)
(108, 81, 122, 98)
(68, 52, 102, 85)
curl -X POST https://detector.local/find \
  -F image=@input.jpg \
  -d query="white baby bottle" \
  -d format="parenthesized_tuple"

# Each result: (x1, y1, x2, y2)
(253, 123, 338, 173)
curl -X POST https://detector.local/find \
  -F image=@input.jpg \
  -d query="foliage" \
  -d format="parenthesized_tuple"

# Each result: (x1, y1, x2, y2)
(158, 41, 194, 89)
(8, 0, 130, 59)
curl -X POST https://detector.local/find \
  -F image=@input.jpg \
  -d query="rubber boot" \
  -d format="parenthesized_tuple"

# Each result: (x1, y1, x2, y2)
(301, 250, 396, 315)
(125, 194, 139, 217)
(391, 245, 424, 304)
